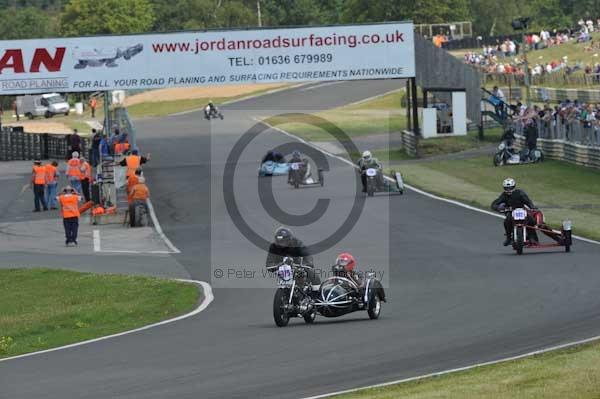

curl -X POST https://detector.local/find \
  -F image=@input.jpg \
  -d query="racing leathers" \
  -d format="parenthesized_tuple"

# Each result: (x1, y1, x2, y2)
(288, 155, 311, 184)
(262, 151, 284, 163)
(266, 237, 321, 286)
(357, 157, 383, 192)
(491, 189, 538, 243)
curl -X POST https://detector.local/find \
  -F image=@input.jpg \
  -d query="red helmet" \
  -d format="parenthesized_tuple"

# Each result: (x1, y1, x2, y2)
(335, 252, 356, 272)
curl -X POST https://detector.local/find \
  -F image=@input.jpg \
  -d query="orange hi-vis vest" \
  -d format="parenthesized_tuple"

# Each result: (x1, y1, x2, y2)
(81, 161, 92, 181)
(45, 164, 57, 184)
(129, 183, 149, 203)
(125, 155, 141, 177)
(58, 194, 80, 218)
(127, 174, 139, 195)
(67, 158, 82, 178)
(115, 142, 130, 155)
(32, 165, 46, 185)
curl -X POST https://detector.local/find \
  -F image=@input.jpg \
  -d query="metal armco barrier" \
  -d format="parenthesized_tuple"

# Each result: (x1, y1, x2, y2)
(0, 127, 90, 161)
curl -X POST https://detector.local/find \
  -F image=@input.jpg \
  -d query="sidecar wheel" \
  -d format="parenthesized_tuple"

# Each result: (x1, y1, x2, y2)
(273, 289, 290, 327)
(367, 293, 381, 320)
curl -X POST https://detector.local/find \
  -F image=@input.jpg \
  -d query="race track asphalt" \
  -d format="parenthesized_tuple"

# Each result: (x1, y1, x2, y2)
(2, 80, 600, 398)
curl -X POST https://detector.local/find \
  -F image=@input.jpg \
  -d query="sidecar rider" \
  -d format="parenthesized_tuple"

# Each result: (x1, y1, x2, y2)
(332, 252, 386, 302)
(266, 227, 320, 286)
(491, 177, 538, 246)
(262, 150, 285, 164)
(501, 127, 516, 150)
(332, 252, 360, 284)
(288, 150, 311, 183)
(357, 150, 383, 192)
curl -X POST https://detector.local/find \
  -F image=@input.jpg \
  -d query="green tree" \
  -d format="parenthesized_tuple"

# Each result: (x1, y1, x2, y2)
(0, 7, 57, 40)
(60, 0, 155, 36)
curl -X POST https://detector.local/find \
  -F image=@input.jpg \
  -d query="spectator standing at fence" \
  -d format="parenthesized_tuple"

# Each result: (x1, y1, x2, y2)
(31, 160, 47, 212)
(79, 157, 92, 203)
(44, 160, 59, 210)
(66, 152, 83, 195)
(57, 186, 81, 246)
(91, 129, 101, 167)
(89, 96, 97, 118)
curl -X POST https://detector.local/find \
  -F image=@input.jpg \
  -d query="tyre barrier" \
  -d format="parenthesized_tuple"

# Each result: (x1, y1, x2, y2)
(0, 127, 89, 161)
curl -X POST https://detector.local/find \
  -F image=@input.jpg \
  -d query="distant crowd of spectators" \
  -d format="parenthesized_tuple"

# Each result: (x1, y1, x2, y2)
(489, 86, 600, 145)
(462, 17, 600, 80)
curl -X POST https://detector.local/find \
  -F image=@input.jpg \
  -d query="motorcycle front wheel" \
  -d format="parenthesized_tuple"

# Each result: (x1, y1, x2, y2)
(273, 289, 290, 327)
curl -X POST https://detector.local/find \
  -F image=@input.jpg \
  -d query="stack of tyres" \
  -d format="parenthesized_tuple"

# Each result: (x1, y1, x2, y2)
(32, 134, 43, 160)
(24, 133, 32, 160)
(9, 129, 18, 161)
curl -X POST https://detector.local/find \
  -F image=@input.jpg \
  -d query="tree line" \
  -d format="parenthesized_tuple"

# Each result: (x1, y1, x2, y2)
(1, 0, 599, 40)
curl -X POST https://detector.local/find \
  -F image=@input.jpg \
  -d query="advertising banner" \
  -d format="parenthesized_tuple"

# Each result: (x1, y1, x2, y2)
(0, 22, 415, 94)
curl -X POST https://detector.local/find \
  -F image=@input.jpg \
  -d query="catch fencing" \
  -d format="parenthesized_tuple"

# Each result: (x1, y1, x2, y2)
(0, 127, 90, 161)
(512, 118, 600, 147)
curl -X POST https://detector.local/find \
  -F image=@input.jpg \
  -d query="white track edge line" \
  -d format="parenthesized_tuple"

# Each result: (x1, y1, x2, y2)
(256, 118, 600, 246)
(147, 198, 181, 254)
(302, 333, 600, 398)
(93, 229, 101, 252)
(0, 279, 213, 363)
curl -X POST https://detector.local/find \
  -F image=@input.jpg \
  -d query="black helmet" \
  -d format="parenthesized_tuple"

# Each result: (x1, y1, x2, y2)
(274, 227, 292, 246)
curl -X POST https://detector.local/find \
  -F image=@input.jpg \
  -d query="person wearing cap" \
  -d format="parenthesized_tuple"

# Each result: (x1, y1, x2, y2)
(57, 186, 81, 246)
(120, 148, 149, 179)
(31, 160, 48, 212)
(44, 160, 59, 210)
(128, 176, 150, 227)
(66, 151, 83, 195)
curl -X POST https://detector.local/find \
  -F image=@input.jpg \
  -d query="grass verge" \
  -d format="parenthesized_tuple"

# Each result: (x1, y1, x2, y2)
(265, 90, 407, 142)
(396, 156, 600, 240)
(337, 340, 600, 399)
(0, 268, 199, 358)
(419, 128, 503, 157)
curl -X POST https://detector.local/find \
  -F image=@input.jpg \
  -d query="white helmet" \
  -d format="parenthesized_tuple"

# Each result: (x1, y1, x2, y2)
(503, 177, 516, 193)
(72, 151, 79, 159)
(362, 150, 372, 161)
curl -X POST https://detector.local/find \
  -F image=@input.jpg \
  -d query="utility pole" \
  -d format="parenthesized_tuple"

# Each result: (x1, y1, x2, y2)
(257, 1, 262, 27)
(512, 17, 532, 106)
(522, 32, 531, 106)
